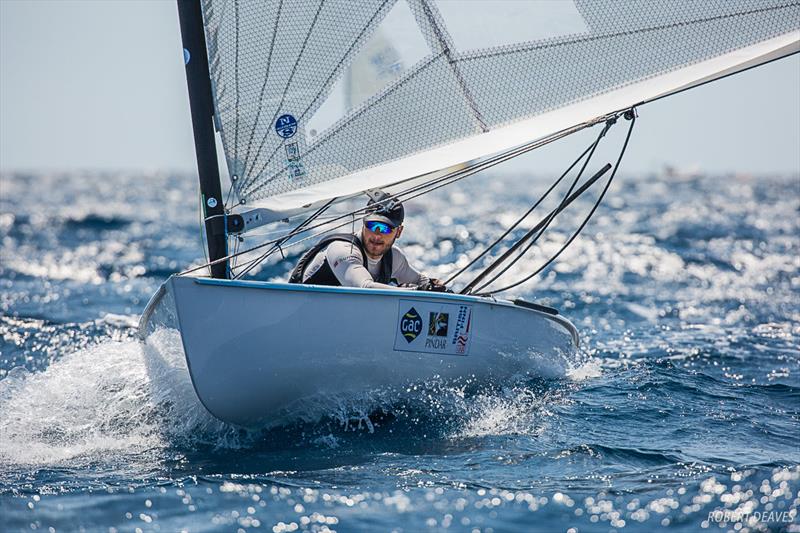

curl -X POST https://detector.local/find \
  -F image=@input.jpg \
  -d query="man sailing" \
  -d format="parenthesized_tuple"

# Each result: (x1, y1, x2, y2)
(289, 191, 447, 291)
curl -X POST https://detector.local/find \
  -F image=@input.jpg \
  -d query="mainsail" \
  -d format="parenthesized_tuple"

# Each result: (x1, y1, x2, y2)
(201, 0, 799, 220)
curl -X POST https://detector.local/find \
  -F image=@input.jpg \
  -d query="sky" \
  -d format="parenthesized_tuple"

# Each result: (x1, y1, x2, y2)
(1, 0, 799, 177)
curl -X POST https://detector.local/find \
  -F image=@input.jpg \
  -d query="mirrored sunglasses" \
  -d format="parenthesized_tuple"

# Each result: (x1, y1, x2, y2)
(365, 220, 395, 234)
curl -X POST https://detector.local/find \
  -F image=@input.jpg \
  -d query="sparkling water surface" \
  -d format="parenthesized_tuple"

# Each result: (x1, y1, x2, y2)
(0, 168, 798, 532)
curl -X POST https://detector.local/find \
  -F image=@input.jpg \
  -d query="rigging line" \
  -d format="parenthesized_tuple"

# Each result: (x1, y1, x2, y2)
(233, 197, 337, 280)
(241, 0, 326, 183)
(240, 0, 283, 173)
(237, 1, 392, 195)
(470, 121, 612, 293)
(477, 112, 637, 297)
(231, 214, 360, 278)
(224, 177, 235, 209)
(462, 118, 615, 295)
(470, 162, 608, 295)
(442, 141, 596, 286)
(180, 118, 601, 277)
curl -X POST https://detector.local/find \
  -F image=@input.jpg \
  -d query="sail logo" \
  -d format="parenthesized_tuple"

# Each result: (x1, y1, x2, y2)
(275, 114, 297, 139)
(400, 307, 422, 343)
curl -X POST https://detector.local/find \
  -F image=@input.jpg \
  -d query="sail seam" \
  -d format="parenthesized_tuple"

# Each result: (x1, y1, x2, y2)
(418, 0, 488, 132)
(233, 0, 240, 166)
(243, 0, 326, 186)
(244, 53, 446, 196)
(240, 1, 394, 197)
(240, 0, 283, 182)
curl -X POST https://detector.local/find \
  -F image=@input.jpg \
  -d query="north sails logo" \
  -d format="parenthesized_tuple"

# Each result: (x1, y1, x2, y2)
(400, 307, 422, 343)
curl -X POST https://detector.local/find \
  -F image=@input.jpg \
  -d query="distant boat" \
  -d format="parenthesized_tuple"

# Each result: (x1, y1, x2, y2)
(139, 0, 799, 426)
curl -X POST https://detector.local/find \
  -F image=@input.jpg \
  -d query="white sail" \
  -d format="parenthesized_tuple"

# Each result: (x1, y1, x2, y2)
(202, 0, 800, 220)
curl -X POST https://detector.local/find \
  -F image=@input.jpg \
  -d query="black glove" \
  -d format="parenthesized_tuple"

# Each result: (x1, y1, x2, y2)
(415, 279, 452, 293)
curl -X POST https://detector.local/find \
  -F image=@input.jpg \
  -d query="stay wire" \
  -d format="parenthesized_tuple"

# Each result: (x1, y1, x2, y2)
(233, 197, 337, 280)
(443, 134, 599, 287)
(179, 116, 608, 277)
(476, 111, 637, 296)
(470, 119, 613, 294)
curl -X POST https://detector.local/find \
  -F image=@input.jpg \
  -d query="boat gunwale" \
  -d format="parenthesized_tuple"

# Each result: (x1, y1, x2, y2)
(188, 276, 580, 347)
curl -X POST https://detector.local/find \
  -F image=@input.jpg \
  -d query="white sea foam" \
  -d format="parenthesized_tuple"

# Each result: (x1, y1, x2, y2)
(566, 359, 603, 381)
(0, 328, 244, 468)
(0, 339, 156, 467)
(458, 388, 554, 438)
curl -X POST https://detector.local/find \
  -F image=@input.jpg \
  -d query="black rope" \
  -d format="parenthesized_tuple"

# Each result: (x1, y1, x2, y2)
(461, 118, 615, 295)
(459, 117, 616, 294)
(444, 129, 601, 287)
(476, 110, 637, 296)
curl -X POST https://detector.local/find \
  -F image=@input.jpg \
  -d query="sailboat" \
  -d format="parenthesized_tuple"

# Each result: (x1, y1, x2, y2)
(139, 0, 800, 426)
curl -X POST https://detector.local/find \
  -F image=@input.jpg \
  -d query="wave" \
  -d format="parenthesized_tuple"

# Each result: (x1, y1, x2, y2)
(64, 215, 132, 231)
(0, 327, 586, 471)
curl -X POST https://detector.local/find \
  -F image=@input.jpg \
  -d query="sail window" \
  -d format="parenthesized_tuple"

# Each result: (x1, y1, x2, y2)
(432, 0, 589, 51)
(305, 0, 431, 145)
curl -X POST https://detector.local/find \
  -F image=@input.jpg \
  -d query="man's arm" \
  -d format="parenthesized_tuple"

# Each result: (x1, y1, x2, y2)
(390, 248, 428, 285)
(392, 249, 449, 291)
(326, 241, 403, 289)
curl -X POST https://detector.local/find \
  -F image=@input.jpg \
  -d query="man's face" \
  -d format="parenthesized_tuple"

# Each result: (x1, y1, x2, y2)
(362, 223, 402, 259)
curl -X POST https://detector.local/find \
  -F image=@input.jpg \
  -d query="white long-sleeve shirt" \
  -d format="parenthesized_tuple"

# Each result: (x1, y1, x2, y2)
(302, 239, 426, 289)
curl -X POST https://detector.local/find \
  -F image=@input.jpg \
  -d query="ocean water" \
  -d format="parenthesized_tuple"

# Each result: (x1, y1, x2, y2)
(0, 169, 798, 533)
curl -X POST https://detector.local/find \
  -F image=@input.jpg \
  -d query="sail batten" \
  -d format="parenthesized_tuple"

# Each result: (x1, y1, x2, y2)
(201, 0, 800, 214)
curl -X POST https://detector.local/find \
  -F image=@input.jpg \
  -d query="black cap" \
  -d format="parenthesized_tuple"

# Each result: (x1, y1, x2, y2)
(363, 191, 404, 227)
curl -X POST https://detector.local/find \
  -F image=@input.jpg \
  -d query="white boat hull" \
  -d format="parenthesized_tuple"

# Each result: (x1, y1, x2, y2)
(139, 276, 579, 426)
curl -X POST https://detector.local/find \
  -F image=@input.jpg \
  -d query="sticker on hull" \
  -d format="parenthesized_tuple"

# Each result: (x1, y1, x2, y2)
(394, 299, 473, 356)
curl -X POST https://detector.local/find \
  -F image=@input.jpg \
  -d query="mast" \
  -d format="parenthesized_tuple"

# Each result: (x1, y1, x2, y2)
(177, 0, 228, 279)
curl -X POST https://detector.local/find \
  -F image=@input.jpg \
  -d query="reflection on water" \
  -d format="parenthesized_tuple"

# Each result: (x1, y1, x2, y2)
(0, 170, 798, 532)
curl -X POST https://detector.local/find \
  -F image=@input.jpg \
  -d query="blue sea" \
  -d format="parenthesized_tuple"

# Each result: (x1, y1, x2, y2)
(1, 168, 798, 532)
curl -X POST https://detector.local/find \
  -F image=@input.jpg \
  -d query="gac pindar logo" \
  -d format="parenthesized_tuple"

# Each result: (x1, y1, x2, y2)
(400, 307, 422, 343)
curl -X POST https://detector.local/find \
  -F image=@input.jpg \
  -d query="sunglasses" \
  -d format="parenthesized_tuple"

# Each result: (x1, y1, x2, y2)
(365, 220, 396, 234)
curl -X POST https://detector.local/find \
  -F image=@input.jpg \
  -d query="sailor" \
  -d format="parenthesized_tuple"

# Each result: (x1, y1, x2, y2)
(289, 192, 448, 291)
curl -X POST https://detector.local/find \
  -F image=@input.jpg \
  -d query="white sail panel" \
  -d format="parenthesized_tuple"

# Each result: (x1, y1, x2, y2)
(433, 0, 589, 50)
(250, 32, 799, 221)
(202, 0, 800, 212)
(305, 1, 431, 145)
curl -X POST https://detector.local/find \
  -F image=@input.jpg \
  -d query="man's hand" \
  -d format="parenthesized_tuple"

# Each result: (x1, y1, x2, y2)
(415, 279, 451, 293)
